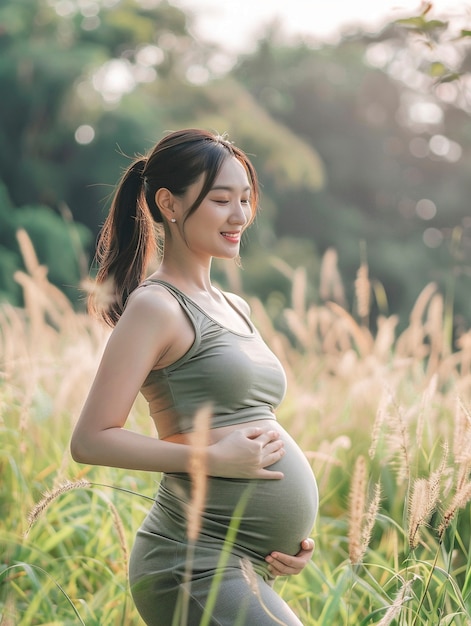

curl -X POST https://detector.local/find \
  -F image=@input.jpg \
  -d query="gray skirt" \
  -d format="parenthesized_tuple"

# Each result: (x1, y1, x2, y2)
(129, 430, 318, 625)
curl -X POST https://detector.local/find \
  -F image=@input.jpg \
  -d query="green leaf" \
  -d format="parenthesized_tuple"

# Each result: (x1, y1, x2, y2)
(435, 72, 461, 84)
(395, 16, 447, 32)
(395, 16, 429, 29)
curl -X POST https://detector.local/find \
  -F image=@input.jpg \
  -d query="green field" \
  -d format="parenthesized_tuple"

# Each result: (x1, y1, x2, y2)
(2, 236, 471, 625)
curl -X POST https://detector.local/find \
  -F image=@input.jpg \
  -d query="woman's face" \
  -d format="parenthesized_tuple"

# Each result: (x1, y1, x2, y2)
(176, 157, 253, 260)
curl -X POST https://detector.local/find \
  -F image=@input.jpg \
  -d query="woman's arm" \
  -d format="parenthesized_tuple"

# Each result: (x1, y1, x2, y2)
(70, 288, 284, 478)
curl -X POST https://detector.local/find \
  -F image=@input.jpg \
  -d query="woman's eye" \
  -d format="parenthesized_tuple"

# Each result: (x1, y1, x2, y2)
(211, 197, 250, 205)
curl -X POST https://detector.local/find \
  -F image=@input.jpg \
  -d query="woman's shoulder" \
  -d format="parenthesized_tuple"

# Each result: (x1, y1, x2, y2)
(122, 282, 186, 326)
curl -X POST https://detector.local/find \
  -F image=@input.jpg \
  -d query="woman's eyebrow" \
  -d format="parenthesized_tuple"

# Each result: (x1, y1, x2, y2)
(210, 185, 251, 192)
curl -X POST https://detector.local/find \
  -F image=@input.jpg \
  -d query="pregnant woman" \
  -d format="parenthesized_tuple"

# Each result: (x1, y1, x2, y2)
(71, 129, 318, 625)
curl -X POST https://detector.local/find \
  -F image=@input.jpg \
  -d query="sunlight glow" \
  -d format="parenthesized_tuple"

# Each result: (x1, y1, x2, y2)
(75, 124, 95, 144)
(423, 227, 443, 248)
(416, 199, 437, 221)
(92, 59, 136, 103)
(186, 65, 210, 85)
(409, 102, 443, 125)
(136, 45, 165, 67)
(429, 134, 463, 162)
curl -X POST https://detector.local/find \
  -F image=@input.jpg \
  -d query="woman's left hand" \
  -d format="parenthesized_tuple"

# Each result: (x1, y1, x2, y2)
(265, 538, 315, 576)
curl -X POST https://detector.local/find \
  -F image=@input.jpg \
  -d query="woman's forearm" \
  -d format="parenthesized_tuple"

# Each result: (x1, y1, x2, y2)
(70, 426, 191, 473)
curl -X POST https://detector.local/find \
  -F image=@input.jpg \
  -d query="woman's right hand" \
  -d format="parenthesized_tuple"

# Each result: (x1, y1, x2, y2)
(207, 427, 285, 479)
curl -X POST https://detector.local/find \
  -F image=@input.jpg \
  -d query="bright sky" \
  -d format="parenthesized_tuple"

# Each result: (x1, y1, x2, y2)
(171, 0, 469, 53)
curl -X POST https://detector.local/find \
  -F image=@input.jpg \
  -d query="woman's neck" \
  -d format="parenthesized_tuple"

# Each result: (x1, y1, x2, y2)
(152, 258, 213, 295)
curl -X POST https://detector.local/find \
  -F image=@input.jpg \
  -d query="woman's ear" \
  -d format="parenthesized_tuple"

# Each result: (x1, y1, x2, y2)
(155, 188, 176, 223)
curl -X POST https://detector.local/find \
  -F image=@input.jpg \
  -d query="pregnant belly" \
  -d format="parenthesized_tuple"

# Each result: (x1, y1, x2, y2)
(160, 429, 318, 560)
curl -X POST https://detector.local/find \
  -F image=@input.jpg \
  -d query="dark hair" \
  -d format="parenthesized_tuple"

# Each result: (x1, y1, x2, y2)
(91, 129, 259, 326)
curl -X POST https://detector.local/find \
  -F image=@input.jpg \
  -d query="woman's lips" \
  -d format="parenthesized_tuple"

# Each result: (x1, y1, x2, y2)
(220, 232, 240, 242)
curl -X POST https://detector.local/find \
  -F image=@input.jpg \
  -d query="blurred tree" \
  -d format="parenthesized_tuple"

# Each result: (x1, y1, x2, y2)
(1, 0, 470, 334)
(0, 0, 204, 303)
(0, 0, 327, 307)
(233, 17, 471, 329)
(0, 0, 204, 213)
(0, 182, 91, 304)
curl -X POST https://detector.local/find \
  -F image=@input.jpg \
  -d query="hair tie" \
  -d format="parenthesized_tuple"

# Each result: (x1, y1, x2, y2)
(130, 158, 146, 181)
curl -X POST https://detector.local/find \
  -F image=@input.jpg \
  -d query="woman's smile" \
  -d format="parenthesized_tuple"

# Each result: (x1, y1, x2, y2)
(220, 230, 241, 243)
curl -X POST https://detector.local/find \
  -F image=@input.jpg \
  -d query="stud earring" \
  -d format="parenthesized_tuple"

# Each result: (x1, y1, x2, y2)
(170, 218, 176, 223)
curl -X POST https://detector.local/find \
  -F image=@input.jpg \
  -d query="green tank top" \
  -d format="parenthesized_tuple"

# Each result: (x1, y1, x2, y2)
(139, 280, 287, 438)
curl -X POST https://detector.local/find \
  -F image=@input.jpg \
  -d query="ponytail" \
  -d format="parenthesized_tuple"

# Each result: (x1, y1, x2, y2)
(90, 158, 156, 326)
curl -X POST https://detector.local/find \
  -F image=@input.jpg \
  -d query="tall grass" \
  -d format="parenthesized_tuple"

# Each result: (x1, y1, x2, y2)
(2, 233, 471, 624)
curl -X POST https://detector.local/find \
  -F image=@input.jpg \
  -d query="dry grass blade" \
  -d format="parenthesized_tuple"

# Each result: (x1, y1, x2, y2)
(348, 456, 367, 565)
(240, 557, 259, 595)
(327, 301, 374, 357)
(355, 262, 371, 324)
(239, 558, 287, 626)
(270, 257, 294, 281)
(408, 449, 445, 549)
(456, 330, 471, 377)
(187, 405, 211, 542)
(319, 247, 346, 306)
(408, 478, 435, 549)
(386, 403, 410, 484)
(81, 276, 117, 318)
(361, 482, 381, 557)
(369, 391, 391, 460)
(426, 293, 445, 375)
(108, 501, 129, 574)
(0, 592, 17, 626)
(416, 374, 438, 448)
(395, 283, 438, 359)
(284, 309, 309, 348)
(454, 398, 471, 468)
(373, 315, 399, 360)
(377, 579, 413, 626)
(439, 480, 471, 540)
(16, 228, 43, 278)
(409, 282, 437, 327)
(292, 266, 307, 318)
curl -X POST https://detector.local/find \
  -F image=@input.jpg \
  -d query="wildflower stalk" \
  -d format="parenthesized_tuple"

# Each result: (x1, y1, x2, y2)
(25, 479, 156, 536)
(377, 579, 413, 626)
(348, 456, 381, 566)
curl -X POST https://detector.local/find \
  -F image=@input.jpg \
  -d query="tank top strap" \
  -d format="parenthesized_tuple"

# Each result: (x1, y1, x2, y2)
(140, 279, 204, 327)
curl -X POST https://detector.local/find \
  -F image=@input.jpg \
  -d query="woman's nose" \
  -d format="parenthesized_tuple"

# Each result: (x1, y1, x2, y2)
(229, 201, 249, 225)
